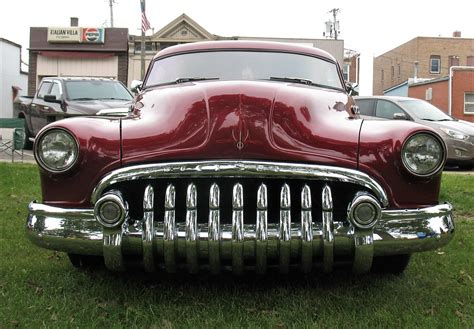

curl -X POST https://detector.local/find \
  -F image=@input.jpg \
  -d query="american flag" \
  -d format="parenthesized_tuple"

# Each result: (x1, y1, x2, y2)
(140, 0, 151, 33)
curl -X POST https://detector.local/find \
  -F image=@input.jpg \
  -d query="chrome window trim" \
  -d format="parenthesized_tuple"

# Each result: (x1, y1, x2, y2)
(91, 160, 389, 207)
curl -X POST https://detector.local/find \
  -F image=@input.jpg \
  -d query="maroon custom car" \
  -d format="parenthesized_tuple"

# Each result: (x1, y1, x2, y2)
(26, 41, 454, 274)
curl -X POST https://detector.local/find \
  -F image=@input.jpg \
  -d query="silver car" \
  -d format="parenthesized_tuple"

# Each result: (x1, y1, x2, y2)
(355, 96, 474, 170)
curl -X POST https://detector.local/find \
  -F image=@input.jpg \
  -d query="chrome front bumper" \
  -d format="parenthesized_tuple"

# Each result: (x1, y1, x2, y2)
(26, 161, 455, 274)
(26, 201, 454, 274)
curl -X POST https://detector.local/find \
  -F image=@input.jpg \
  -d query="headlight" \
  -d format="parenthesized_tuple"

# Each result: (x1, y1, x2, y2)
(401, 132, 445, 176)
(439, 127, 469, 141)
(35, 128, 79, 173)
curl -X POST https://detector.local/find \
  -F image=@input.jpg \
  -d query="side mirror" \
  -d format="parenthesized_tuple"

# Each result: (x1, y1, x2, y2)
(130, 80, 143, 93)
(393, 113, 408, 120)
(345, 82, 359, 96)
(43, 94, 62, 104)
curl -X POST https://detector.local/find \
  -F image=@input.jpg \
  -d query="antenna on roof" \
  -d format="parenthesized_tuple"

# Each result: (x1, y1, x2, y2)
(323, 8, 341, 40)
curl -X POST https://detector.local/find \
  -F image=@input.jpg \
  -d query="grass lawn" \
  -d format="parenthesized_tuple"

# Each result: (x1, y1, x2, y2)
(0, 163, 472, 328)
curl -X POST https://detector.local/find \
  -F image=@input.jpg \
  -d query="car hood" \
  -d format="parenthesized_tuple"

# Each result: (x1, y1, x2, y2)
(121, 81, 362, 168)
(67, 99, 133, 115)
(419, 119, 474, 136)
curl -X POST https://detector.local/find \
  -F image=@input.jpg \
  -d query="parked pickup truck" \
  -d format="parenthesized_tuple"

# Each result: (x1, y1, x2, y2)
(14, 77, 134, 148)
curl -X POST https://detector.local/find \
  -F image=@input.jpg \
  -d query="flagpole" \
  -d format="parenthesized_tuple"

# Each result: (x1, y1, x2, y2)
(141, 30, 145, 79)
(140, 0, 146, 79)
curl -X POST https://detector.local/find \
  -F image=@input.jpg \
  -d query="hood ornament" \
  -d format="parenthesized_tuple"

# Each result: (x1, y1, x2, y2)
(232, 116, 249, 150)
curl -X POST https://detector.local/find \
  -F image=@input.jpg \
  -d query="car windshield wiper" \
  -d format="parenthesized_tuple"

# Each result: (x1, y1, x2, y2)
(267, 77, 345, 92)
(71, 97, 95, 101)
(174, 77, 219, 84)
(144, 77, 220, 89)
(436, 118, 453, 122)
(99, 97, 132, 101)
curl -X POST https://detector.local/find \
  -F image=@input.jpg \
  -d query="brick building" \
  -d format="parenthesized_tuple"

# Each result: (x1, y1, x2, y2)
(408, 67, 474, 122)
(343, 49, 360, 86)
(373, 32, 474, 95)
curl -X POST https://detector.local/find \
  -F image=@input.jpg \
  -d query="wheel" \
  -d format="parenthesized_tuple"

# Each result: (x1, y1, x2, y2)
(21, 119, 33, 150)
(371, 254, 411, 274)
(68, 254, 104, 269)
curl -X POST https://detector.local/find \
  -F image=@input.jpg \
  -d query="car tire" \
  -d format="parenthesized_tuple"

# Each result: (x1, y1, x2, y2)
(68, 254, 104, 269)
(22, 121, 33, 150)
(371, 254, 411, 274)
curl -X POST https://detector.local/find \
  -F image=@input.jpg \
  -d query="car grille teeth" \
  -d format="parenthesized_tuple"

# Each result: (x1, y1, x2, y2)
(164, 185, 177, 273)
(185, 183, 199, 273)
(279, 183, 291, 274)
(208, 183, 221, 274)
(322, 185, 334, 272)
(142, 185, 155, 272)
(301, 185, 313, 273)
(101, 180, 377, 274)
(255, 183, 268, 274)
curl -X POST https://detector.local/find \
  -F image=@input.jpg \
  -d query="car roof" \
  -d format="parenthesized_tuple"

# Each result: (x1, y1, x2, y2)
(354, 96, 416, 102)
(153, 40, 337, 63)
(43, 77, 119, 82)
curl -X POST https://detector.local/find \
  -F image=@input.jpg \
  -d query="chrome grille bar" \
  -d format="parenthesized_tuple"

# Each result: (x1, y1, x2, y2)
(92, 160, 389, 207)
(142, 185, 155, 272)
(208, 183, 220, 274)
(232, 183, 244, 275)
(185, 183, 199, 274)
(301, 184, 313, 273)
(255, 184, 268, 274)
(322, 185, 334, 273)
(279, 183, 291, 274)
(164, 184, 176, 273)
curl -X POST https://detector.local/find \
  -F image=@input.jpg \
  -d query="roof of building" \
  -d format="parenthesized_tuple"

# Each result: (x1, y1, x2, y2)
(410, 76, 450, 87)
(0, 37, 22, 49)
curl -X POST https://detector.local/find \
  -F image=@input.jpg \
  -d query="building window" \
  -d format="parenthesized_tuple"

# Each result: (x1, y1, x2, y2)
(343, 63, 350, 81)
(391, 66, 394, 78)
(430, 55, 441, 74)
(467, 56, 474, 66)
(398, 64, 401, 78)
(134, 42, 156, 53)
(465, 93, 474, 114)
(449, 56, 460, 68)
(381, 69, 384, 82)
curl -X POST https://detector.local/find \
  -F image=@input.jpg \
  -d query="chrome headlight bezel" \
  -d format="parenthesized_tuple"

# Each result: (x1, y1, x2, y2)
(34, 127, 79, 173)
(401, 132, 446, 177)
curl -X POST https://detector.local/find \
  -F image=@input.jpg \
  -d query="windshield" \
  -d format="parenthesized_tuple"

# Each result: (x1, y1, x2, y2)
(399, 99, 453, 121)
(145, 51, 343, 90)
(65, 80, 133, 101)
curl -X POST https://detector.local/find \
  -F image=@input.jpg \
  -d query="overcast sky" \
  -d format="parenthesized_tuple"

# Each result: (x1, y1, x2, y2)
(1, 0, 473, 94)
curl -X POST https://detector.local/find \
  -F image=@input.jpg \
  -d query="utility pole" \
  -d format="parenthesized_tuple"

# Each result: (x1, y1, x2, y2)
(109, 0, 115, 27)
(324, 8, 340, 40)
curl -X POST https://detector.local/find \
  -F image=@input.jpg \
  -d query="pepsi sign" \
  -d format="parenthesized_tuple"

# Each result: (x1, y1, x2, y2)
(81, 28, 105, 43)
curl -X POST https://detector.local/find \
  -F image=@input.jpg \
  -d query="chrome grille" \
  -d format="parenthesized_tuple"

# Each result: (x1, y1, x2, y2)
(105, 179, 370, 273)
(93, 160, 389, 273)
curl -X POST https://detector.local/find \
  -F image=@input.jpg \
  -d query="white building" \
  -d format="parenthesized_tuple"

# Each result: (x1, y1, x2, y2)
(0, 38, 28, 118)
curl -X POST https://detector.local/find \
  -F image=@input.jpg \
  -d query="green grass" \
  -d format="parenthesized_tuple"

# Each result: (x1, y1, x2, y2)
(0, 163, 473, 328)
